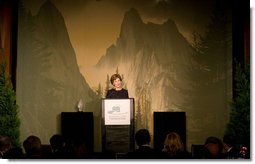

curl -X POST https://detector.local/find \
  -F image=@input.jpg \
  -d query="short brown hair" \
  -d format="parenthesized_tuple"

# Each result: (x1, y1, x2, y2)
(23, 135, 42, 155)
(110, 74, 122, 85)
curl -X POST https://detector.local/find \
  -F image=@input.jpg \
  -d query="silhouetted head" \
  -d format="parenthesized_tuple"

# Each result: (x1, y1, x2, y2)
(204, 136, 223, 156)
(135, 129, 151, 146)
(23, 135, 42, 157)
(50, 134, 65, 151)
(223, 134, 236, 147)
(0, 135, 12, 155)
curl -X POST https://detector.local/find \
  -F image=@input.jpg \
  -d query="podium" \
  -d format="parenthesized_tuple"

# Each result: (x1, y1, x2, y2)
(101, 98, 135, 154)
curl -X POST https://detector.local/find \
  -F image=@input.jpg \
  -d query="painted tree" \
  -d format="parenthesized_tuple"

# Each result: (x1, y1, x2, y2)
(115, 66, 119, 75)
(194, 1, 231, 82)
(104, 74, 110, 97)
(188, 0, 232, 135)
(96, 83, 103, 98)
(135, 99, 144, 130)
(115, 67, 127, 90)
(0, 60, 20, 147)
(121, 74, 128, 90)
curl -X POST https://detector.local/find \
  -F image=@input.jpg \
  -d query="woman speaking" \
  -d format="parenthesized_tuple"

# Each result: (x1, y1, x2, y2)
(106, 73, 129, 99)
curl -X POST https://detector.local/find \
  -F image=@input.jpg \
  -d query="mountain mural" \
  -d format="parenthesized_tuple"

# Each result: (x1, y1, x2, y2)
(17, 0, 100, 146)
(96, 8, 232, 148)
(16, 0, 232, 151)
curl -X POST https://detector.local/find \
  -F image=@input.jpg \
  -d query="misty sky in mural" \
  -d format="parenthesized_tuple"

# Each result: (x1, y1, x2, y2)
(22, 0, 230, 87)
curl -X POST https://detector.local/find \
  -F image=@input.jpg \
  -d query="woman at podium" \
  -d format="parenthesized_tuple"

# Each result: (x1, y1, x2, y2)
(106, 73, 129, 99)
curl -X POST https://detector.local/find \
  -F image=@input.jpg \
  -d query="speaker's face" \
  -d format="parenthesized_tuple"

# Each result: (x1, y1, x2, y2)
(113, 78, 122, 89)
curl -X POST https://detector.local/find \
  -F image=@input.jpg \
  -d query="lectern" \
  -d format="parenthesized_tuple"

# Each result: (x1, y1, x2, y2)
(101, 98, 135, 154)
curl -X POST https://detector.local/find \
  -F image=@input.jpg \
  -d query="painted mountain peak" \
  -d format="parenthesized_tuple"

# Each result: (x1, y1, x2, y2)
(17, 0, 99, 144)
(97, 8, 192, 69)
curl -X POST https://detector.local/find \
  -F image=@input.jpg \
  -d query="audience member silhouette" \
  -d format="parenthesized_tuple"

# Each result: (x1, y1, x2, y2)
(23, 135, 43, 158)
(202, 136, 224, 159)
(0, 135, 12, 159)
(49, 134, 70, 158)
(0, 135, 24, 159)
(161, 132, 191, 159)
(222, 134, 239, 159)
(1, 132, 249, 159)
(3, 147, 24, 159)
(71, 139, 92, 159)
(126, 129, 162, 159)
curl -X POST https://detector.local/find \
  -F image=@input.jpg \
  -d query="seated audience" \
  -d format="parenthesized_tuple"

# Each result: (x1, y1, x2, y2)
(49, 134, 69, 158)
(71, 139, 91, 159)
(202, 136, 224, 159)
(222, 134, 239, 159)
(126, 129, 163, 159)
(161, 132, 191, 159)
(0, 135, 12, 159)
(23, 135, 43, 158)
(0, 135, 24, 159)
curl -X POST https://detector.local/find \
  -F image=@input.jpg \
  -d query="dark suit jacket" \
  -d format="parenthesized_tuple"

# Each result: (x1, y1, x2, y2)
(223, 147, 239, 159)
(126, 146, 164, 159)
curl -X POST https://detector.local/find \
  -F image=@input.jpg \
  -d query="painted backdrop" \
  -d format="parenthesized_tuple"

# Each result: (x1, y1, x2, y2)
(17, 0, 232, 152)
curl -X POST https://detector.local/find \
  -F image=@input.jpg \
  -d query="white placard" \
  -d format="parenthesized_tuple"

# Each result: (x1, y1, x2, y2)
(104, 99, 131, 125)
